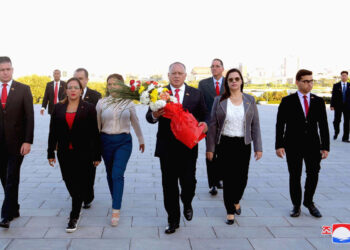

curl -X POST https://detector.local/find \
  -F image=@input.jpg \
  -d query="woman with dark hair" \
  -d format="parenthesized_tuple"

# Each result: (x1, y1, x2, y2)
(48, 77, 101, 233)
(96, 74, 144, 226)
(206, 68, 262, 224)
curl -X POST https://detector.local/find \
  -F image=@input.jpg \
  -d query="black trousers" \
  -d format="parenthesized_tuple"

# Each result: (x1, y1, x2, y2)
(216, 136, 251, 214)
(205, 138, 222, 188)
(57, 150, 92, 219)
(84, 166, 96, 204)
(160, 155, 197, 224)
(286, 148, 322, 207)
(333, 105, 349, 140)
(0, 146, 23, 219)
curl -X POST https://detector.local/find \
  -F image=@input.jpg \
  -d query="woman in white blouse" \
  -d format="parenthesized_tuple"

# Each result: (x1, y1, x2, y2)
(96, 74, 145, 226)
(206, 68, 262, 225)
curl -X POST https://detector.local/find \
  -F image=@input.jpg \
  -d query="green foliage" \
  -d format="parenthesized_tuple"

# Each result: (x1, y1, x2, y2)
(87, 81, 107, 97)
(16, 75, 51, 104)
(261, 90, 288, 102)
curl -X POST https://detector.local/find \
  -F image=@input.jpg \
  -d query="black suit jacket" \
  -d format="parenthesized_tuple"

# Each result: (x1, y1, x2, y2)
(330, 81, 350, 109)
(47, 101, 101, 161)
(0, 81, 34, 155)
(275, 93, 330, 152)
(146, 84, 208, 158)
(42, 81, 66, 114)
(83, 88, 102, 106)
(198, 77, 225, 123)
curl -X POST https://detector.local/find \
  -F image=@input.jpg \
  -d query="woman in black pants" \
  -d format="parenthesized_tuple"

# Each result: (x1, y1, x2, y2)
(206, 68, 262, 224)
(47, 77, 101, 232)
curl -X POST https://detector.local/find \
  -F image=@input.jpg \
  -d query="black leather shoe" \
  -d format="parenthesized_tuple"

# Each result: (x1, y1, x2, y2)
(209, 186, 218, 196)
(165, 223, 179, 234)
(235, 205, 241, 215)
(290, 206, 301, 217)
(217, 181, 223, 189)
(225, 215, 235, 225)
(342, 139, 350, 143)
(83, 202, 91, 209)
(183, 205, 193, 221)
(0, 218, 10, 228)
(305, 204, 322, 218)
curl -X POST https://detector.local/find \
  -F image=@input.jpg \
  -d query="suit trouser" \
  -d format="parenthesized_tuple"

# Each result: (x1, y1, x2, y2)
(57, 150, 91, 219)
(333, 106, 349, 140)
(205, 138, 221, 188)
(286, 149, 322, 207)
(160, 155, 197, 224)
(0, 147, 23, 219)
(216, 136, 251, 214)
(84, 163, 96, 205)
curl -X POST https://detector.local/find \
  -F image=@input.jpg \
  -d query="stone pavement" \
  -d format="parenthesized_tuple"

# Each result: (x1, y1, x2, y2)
(0, 104, 350, 250)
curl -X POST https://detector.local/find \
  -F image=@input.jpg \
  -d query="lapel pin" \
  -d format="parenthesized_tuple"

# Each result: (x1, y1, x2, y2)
(11, 88, 14, 90)
(186, 93, 190, 96)
(311, 96, 314, 99)
(86, 96, 89, 98)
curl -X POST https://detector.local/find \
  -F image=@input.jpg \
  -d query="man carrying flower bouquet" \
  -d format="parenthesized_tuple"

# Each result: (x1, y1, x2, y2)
(146, 62, 209, 234)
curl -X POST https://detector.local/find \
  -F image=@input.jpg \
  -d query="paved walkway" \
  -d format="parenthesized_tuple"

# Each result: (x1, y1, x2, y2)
(0, 104, 349, 250)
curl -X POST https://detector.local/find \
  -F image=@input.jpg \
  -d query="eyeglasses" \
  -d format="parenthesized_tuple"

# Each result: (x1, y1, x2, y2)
(67, 86, 81, 90)
(228, 77, 241, 83)
(211, 65, 222, 68)
(300, 80, 314, 84)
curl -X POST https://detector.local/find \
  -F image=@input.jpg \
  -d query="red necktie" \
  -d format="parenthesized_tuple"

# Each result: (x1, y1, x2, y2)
(216, 81, 220, 96)
(303, 95, 309, 117)
(175, 89, 180, 103)
(54, 82, 58, 104)
(1, 83, 8, 109)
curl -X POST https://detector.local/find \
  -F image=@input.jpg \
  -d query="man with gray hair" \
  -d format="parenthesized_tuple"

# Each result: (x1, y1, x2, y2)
(146, 62, 209, 234)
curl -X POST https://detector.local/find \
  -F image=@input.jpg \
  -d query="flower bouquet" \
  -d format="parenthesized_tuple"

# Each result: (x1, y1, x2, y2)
(108, 80, 206, 149)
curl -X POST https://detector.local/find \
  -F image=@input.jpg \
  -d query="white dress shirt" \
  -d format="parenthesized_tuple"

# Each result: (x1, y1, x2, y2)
(213, 77, 223, 91)
(82, 87, 87, 99)
(297, 91, 310, 117)
(0, 80, 13, 98)
(170, 83, 186, 104)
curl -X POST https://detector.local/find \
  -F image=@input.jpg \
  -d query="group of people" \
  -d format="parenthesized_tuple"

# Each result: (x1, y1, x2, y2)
(0, 56, 333, 235)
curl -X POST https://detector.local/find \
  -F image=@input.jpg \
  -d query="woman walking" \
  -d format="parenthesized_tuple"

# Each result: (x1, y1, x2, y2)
(96, 74, 145, 226)
(48, 77, 101, 232)
(206, 68, 262, 224)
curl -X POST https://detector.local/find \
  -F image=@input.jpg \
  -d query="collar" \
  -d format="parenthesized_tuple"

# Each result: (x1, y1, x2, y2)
(213, 77, 223, 85)
(170, 83, 185, 92)
(0, 79, 13, 88)
(297, 91, 310, 99)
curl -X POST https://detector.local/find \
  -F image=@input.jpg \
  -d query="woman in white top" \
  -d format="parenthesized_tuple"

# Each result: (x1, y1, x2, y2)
(206, 68, 262, 225)
(96, 74, 145, 226)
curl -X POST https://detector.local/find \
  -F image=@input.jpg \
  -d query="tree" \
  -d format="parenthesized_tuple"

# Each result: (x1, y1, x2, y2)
(16, 75, 51, 104)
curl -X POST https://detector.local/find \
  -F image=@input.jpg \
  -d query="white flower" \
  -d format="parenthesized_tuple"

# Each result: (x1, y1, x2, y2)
(147, 84, 155, 91)
(157, 87, 163, 93)
(170, 96, 178, 103)
(140, 91, 150, 105)
(150, 100, 166, 111)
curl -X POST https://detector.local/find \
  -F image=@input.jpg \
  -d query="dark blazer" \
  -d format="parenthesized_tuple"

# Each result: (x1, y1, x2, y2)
(275, 92, 330, 152)
(47, 101, 101, 161)
(0, 81, 34, 155)
(198, 77, 225, 123)
(330, 81, 350, 109)
(146, 84, 208, 158)
(207, 94, 262, 153)
(42, 81, 66, 114)
(84, 88, 102, 106)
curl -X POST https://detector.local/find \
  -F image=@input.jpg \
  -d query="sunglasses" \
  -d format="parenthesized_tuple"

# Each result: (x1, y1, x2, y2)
(67, 86, 81, 90)
(228, 77, 241, 83)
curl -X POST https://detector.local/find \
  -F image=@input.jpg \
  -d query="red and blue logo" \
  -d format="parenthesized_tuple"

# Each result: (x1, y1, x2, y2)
(331, 224, 350, 243)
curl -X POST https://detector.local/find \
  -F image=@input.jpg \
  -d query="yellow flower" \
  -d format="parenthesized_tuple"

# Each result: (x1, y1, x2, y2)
(138, 86, 145, 94)
(150, 89, 158, 103)
(162, 88, 169, 92)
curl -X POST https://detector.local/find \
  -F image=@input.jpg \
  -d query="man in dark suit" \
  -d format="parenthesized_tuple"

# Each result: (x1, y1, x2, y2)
(40, 69, 66, 115)
(0, 57, 34, 228)
(275, 69, 330, 218)
(330, 71, 350, 142)
(146, 62, 208, 234)
(73, 68, 101, 209)
(198, 59, 225, 195)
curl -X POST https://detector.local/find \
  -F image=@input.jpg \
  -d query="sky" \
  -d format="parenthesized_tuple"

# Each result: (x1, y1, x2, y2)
(1, 0, 349, 79)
